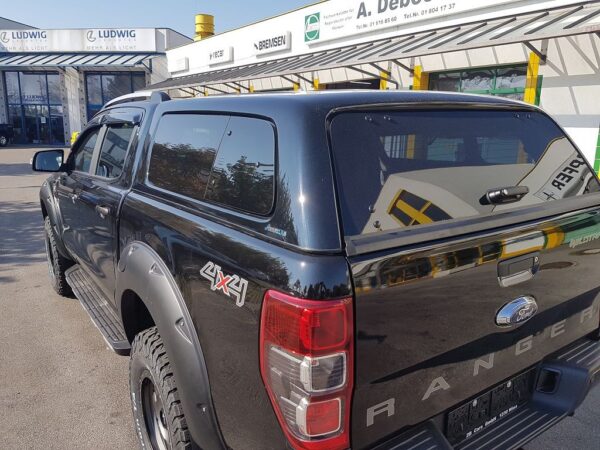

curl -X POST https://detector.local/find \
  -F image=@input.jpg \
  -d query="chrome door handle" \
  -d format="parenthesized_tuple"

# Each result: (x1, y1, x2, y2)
(95, 205, 110, 218)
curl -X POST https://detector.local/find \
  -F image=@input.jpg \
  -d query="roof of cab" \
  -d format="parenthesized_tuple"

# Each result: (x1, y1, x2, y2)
(154, 90, 535, 117)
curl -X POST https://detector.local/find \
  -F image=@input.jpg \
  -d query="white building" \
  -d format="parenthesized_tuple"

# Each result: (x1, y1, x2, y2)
(0, 21, 190, 145)
(148, 0, 600, 167)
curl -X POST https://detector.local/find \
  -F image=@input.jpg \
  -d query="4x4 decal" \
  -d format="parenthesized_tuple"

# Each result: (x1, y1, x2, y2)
(200, 262, 248, 307)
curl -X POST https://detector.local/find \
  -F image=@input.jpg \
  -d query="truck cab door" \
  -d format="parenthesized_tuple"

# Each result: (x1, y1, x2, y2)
(55, 126, 103, 258)
(76, 113, 139, 303)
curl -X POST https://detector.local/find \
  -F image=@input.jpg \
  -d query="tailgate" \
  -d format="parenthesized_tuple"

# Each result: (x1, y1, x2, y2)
(349, 207, 600, 447)
(326, 106, 600, 447)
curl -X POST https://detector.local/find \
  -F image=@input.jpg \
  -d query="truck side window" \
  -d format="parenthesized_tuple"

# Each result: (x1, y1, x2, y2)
(205, 116, 276, 216)
(148, 114, 229, 202)
(95, 124, 135, 179)
(73, 129, 100, 173)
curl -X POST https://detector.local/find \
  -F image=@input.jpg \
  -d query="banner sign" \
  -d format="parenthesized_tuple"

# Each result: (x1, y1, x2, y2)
(254, 32, 291, 56)
(0, 29, 157, 52)
(304, 0, 521, 44)
(208, 46, 234, 65)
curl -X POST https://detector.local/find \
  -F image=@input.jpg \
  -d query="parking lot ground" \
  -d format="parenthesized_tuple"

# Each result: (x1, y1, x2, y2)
(0, 147, 137, 450)
(0, 146, 599, 449)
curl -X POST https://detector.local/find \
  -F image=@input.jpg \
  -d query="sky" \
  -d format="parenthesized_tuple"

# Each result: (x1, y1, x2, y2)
(1, 0, 319, 37)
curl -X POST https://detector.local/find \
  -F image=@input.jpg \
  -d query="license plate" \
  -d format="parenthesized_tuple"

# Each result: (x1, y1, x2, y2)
(446, 370, 534, 444)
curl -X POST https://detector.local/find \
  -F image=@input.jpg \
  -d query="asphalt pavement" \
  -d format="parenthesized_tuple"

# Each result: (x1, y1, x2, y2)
(0, 146, 599, 449)
(0, 147, 137, 449)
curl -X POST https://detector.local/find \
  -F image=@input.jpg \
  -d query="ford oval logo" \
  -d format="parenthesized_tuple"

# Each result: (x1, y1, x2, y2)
(496, 296, 538, 327)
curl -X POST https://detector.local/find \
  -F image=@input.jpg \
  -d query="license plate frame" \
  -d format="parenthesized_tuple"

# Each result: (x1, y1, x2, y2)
(446, 369, 535, 444)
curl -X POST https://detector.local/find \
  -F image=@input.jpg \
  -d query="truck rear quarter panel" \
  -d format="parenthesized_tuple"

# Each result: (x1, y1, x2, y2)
(119, 192, 351, 449)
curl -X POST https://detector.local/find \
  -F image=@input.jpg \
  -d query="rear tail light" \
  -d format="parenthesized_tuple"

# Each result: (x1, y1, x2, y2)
(260, 290, 353, 450)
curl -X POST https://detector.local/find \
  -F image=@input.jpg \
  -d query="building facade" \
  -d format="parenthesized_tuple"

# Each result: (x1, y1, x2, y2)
(150, 0, 600, 166)
(0, 24, 190, 145)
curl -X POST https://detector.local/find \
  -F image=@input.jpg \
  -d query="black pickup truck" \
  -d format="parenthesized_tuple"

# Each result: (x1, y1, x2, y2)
(32, 91, 600, 450)
(0, 123, 14, 147)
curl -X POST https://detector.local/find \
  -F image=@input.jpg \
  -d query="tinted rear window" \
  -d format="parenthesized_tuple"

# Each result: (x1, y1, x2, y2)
(205, 116, 275, 215)
(148, 113, 276, 216)
(148, 114, 229, 202)
(330, 110, 599, 236)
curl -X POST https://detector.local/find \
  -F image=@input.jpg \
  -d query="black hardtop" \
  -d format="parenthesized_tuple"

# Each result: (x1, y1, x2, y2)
(153, 90, 532, 118)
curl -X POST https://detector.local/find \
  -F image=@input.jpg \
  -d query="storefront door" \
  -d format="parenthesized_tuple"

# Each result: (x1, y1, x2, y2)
(23, 105, 51, 145)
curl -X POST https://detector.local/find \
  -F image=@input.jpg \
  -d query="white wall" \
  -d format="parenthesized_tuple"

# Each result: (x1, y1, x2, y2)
(538, 34, 600, 164)
(167, 0, 584, 77)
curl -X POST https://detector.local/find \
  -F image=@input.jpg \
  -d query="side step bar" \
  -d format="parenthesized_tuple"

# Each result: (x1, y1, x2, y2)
(374, 337, 600, 450)
(65, 265, 130, 355)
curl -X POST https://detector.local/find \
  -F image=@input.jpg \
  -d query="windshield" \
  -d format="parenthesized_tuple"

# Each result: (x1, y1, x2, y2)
(329, 109, 600, 237)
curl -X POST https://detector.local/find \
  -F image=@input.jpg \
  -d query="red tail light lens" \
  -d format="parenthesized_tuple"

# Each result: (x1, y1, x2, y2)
(260, 290, 353, 450)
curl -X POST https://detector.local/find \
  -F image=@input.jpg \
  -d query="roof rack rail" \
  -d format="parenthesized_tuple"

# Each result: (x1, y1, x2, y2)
(150, 91, 171, 103)
(102, 91, 171, 109)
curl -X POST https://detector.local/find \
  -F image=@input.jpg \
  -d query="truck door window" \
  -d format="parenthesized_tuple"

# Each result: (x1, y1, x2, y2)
(95, 124, 135, 179)
(148, 114, 229, 202)
(73, 128, 101, 173)
(205, 116, 275, 216)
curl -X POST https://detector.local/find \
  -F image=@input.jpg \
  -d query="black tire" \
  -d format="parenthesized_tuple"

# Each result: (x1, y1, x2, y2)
(0, 134, 8, 147)
(44, 216, 73, 296)
(130, 327, 192, 450)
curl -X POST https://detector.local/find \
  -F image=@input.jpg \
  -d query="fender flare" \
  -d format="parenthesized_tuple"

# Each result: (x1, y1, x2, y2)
(116, 241, 226, 450)
(40, 181, 70, 258)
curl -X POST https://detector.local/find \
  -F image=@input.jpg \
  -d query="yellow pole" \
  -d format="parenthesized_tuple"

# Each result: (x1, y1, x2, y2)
(524, 52, 541, 105)
(412, 65, 429, 90)
(380, 71, 389, 90)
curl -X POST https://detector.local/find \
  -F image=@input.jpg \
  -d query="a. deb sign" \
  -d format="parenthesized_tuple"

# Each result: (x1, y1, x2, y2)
(0, 29, 156, 52)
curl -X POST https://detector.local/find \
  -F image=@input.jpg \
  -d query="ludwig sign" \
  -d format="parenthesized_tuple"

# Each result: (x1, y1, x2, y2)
(304, 0, 522, 44)
(0, 28, 157, 53)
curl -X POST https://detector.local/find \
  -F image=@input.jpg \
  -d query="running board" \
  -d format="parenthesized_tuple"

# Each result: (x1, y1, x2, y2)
(65, 265, 130, 355)
(374, 337, 600, 450)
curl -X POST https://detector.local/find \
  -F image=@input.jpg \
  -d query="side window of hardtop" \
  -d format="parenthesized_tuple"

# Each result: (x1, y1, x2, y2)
(71, 127, 102, 174)
(147, 113, 276, 216)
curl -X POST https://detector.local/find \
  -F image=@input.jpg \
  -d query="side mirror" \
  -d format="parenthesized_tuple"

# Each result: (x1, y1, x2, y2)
(32, 149, 64, 173)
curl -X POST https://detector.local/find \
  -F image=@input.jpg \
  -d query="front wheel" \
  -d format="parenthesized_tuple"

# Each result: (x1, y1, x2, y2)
(44, 216, 73, 296)
(0, 134, 8, 147)
(130, 327, 193, 450)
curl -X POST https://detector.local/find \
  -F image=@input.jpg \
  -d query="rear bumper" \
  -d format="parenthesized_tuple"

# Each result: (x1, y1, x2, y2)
(372, 337, 600, 450)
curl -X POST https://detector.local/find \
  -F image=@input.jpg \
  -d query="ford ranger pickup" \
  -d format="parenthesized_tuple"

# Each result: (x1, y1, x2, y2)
(32, 91, 600, 450)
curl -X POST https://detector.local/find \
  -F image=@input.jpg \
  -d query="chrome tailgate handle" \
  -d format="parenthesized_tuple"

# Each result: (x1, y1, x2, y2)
(498, 252, 540, 288)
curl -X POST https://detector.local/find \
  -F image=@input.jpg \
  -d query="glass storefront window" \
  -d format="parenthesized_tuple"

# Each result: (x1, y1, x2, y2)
(20, 73, 48, 104)
(5, 72, 20, 104)
(3, 71, 65, 145)
(429, 72, 460, 92)
(429, 65, 528, 101)
(102, 74, 132, 100)
(133, 74, 146, 92)
(85, 72, 146, 121)
(460, 69, 494, 93)
(47, 74, 62, 104)
(495, 67, 527, 90)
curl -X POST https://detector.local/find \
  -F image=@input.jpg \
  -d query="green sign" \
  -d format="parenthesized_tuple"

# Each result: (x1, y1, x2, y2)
(304, 13, 320, 42)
